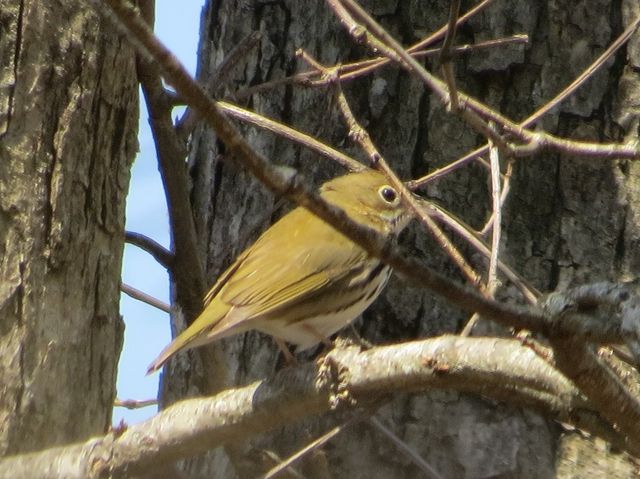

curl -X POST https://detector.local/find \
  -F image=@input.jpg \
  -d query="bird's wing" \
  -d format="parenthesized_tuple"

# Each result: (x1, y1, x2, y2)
(212, 207, 369, 325)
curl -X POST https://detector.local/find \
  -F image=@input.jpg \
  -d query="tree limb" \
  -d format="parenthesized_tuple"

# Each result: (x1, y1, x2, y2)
(0, 336, 628, 478)
(125, 231, 173, 270)
(135, 0, 205, 321)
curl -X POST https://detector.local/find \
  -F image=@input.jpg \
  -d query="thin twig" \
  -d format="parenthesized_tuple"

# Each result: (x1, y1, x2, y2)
(438, 0, 461, 110)
(261, 451, 305, 479)
(524, 15, 640, 126)
(369, 417, 445, 479)
(331, 0, 515, 154)
(316, 0, 497, 86)
(218, 101, 365, 172)
(235, 34, 528, 99)
(438, 0, 461, 65)
(121, 283, 171, 314)
(262, 413, 365, 479)
(461, 134, 504, 336)
(480, 159, 514, 236)
(336, 0, 638, 162)
(407, 145, 488, 189)
(487, 135, 502, 290)
(410, 14, 640, 189)
(114, 398, 158, 410)
(424, 202, 539, 304)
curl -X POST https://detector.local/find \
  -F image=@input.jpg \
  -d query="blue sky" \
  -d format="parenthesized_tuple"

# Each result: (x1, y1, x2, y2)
(115, 1, 204, 425)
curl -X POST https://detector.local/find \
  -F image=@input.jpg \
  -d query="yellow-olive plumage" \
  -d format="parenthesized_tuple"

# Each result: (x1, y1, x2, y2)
(147, 169, 411, 374)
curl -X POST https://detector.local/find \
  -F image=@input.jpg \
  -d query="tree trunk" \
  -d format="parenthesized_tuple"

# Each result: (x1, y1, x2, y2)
(166, 0, 640, 476)
(0, 0, 137, 456)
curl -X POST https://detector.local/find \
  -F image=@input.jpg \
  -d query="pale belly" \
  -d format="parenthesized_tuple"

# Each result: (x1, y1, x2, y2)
(254, 266, 392, 350)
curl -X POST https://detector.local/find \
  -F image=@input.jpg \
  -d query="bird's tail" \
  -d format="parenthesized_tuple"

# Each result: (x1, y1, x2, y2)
(146, 320, 210, 375)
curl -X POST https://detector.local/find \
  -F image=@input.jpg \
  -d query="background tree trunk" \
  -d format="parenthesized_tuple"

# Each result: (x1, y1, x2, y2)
(0, 0, 137, 456)
(164, 0, 640, 476)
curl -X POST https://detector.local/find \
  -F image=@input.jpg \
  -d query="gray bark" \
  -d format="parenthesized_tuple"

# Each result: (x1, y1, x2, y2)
(166, 0, 640, 477)
(0, 0, 137, 456)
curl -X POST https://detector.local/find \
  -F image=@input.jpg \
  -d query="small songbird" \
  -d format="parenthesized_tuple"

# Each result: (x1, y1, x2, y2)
(147, 169, 413, 374)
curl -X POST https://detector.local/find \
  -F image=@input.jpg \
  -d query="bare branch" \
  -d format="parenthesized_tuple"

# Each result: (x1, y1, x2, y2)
(263, 413, 365, 479)
(410, 14, 640, 189)
(311, 0, 497, 86)
(125, 231, 173, 269)
(542, 283, 640, 448)
(486, 138, 502, 291)
(137, 57, 205, 320)
(438, 0, 461, 110)
(236, 35, 528, 100)
(121, 283, 171, 314)
(333, 0, 638, 161)
(369, 417, 445, 479)
(424, 201, 540, 304)
(328, 0, 515, 154)
(218, 101, 365, 172)
(552, 338, 640, 453)
(1, 337, 629, 478)
(461, 136, 504, 336)
(114, 398, 158, 410)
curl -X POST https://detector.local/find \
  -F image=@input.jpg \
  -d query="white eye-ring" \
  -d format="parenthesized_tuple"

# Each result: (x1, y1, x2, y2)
(378, 185, 399, 204)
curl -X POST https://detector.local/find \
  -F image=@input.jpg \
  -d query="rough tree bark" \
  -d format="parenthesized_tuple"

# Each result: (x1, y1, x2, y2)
(158, 0, 640, 477)
(0, 0, 137, 457)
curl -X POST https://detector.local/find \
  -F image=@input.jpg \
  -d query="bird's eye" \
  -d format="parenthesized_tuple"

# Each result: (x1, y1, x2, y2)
(379, 185, 398, 204)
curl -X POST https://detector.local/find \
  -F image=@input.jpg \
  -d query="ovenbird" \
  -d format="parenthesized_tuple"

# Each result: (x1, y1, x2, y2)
(147, 169, 412, 374)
